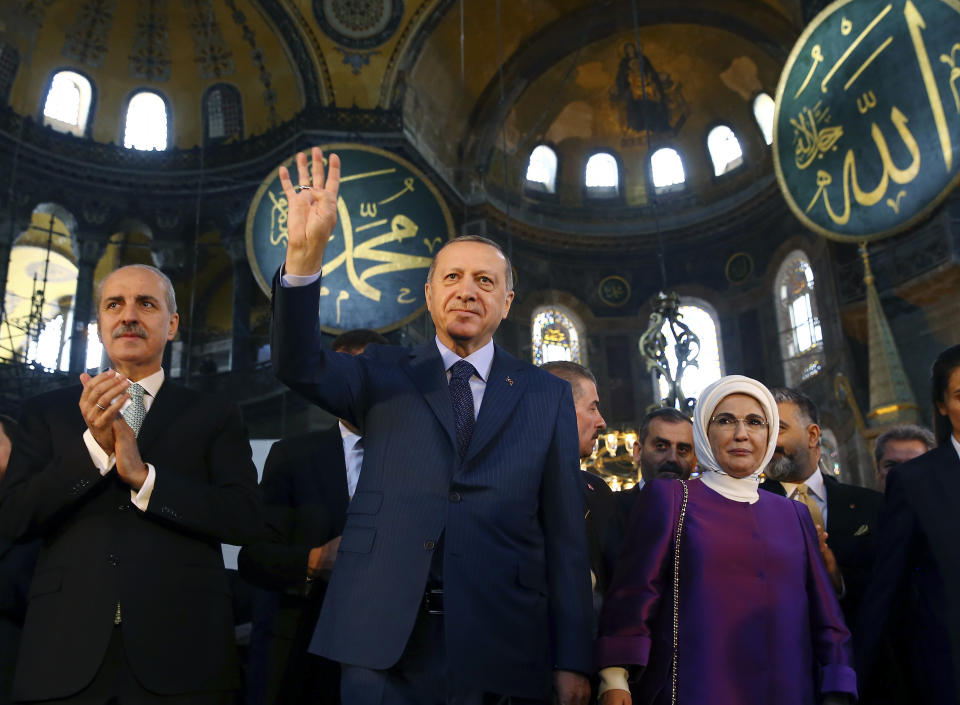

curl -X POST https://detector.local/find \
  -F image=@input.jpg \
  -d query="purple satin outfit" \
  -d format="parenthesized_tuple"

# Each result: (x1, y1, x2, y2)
(596, 477, 857, 705)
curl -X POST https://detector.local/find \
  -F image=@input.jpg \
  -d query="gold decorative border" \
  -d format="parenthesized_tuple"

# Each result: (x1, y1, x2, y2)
(724, 252, 754, 283)
(597, 275, 631, 307)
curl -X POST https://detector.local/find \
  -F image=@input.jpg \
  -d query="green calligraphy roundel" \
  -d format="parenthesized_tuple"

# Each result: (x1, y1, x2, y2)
(774, 0, 960, 242)
(246, 144, 455, 333)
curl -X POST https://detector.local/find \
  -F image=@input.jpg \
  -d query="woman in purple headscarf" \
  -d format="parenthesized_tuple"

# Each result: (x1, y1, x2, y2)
(596, 375, 857, 705)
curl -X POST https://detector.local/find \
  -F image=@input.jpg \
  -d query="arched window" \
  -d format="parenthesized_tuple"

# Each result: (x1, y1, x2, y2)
(650, 147, 685, 193)
(707, 125, 744, 175)
(584, 152, 619, 197)
(123, 91, 168, 150)
(43, 70, 94, 137)
(204, 84, 243, 143)
(0, 44, 19, 103)
(657, 300, 723, 403)
(775, 251, 824, 384)
(525, 145, 558, 194)
(532, 305, 584, 365)
(753, 92, 775, 146)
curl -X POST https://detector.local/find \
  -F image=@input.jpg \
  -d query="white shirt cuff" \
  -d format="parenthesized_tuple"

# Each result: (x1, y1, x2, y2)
(280, 265, 322, 288)
(83, 429, 115, 475)
(598, 667, 630, 698)
(131, 463, 156, 511)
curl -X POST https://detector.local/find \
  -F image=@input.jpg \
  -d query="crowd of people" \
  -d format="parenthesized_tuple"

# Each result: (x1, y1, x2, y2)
(0, 148, 958, 705)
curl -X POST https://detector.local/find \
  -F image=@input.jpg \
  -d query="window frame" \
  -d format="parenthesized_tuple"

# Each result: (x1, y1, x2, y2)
(523, 143, 561, 197)
(531, 304, 586, 366)
(752, 91, 776, 147)
(202, 82, 244, 145)
(648, 145, 688, 196)
(40, 68, 96, 138)
(582, 150, 623, 202)
(121, 88, 172, 151)
(704, 122, 746, 178)
(774, 250, 825, 386)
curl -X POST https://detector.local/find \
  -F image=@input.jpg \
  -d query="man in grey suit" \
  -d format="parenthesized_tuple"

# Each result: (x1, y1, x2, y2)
(271, 148, 593, 705)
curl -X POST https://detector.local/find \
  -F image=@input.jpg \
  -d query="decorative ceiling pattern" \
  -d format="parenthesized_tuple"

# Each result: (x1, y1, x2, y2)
(63, 0, 116, 68)
(184, 0, 235, 79)
(130, 0, 172, 82)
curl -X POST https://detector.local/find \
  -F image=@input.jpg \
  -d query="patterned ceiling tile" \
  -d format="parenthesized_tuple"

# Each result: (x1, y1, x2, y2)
(129, 0, 171, 82)
(224, 0, 277, 125)
(182, 0, 235, 79)
(63, 0, 117, 68)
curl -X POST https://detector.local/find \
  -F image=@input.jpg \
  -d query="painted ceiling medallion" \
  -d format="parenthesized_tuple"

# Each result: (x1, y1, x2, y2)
(315, 0, 404, 49)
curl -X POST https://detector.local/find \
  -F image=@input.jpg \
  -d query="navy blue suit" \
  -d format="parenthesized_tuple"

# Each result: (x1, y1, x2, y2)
(271, 278, 594, 700)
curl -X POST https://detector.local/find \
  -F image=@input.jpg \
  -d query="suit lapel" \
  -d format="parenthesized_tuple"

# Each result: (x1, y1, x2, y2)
(822, 474, 850, 534)
(464, 346, 526, 464)
(402, 343, 457, 454)
(136, 382, 187, 456)
(760, 478, 787, 497)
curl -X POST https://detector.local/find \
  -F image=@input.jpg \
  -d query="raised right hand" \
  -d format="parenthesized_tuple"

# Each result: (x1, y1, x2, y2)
(279, 147, 341, 277)
(600, 689, 632, 705)
(79, 370, 130, 455)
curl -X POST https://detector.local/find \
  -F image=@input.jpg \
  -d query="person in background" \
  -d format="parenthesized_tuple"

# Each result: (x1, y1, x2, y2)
(858, 344, 960, 705)
(239, 328, 387, 705)
(872, 424, 935, 492)
(619, 408, 695, 516)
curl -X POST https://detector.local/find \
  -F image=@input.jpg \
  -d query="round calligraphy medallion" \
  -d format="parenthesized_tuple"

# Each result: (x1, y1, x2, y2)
(774, 0, 960, 242)
(314, 0, 404, 49)
(245, 143, 455, 333)
(598, 275, 631, 307)
(724, 252, 754, 284)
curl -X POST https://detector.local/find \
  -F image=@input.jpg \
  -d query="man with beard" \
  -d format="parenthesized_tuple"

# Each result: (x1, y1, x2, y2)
(760, 387, 882, 629)
(620, 408, 695, 516)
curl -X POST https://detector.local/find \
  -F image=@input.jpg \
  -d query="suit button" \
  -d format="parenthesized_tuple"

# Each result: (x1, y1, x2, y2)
(107, 554, 119, 567)
(118, 504, 129, 512)
(448, 491, 461, 503)
(424, 540, 436, 550)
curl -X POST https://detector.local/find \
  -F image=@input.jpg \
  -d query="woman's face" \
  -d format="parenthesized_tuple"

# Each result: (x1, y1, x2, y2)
(707, 393, 770, 478)
(936, 367, 960, 439)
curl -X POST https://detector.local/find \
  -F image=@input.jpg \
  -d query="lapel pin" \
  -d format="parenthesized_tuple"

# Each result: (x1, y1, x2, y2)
(506, 376, 514, 386)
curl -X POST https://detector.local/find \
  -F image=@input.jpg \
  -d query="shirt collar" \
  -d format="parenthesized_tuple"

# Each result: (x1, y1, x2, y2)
(435, 336, 494, 382)
(339, 420, 363, 449)
(782, 466, 825, 501)
(951, 433, 960, 462)
(129, 368, 164, 398)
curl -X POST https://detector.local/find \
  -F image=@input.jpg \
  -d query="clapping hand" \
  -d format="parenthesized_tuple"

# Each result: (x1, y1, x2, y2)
(79, 370, 130, 455)
(113, 415, 147, 492)
(279, 147, 341, 277)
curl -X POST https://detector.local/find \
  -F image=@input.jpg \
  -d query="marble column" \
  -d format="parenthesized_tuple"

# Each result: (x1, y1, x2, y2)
(69, 237, 106, 373)
(225, 236, 252, 372)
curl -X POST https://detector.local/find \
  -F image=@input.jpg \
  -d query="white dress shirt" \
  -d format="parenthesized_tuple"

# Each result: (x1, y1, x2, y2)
(952, 433, 960, 461)
(435, 336, 494, 420)
(781, 466, 829, 527)
(82, 368, 164, 511)
(339, 421, 363, 499)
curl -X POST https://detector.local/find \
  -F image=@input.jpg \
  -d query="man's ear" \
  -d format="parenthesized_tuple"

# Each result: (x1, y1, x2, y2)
(167, 313, 180, 341)
(808, 423, 821, 449)
(501, 290, 515, 319)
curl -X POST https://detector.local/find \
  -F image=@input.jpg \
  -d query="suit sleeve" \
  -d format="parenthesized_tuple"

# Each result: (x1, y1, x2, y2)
(855, 467, 917, 687)
(595, 478, 677, 669)
(540, 390, 595, 674)
(794, 502, 857, 698)
(142, 401, 263, 546)
(0, 396, 107, 542)
(238, 442, 316, 590)
(271, 272, 369, 427)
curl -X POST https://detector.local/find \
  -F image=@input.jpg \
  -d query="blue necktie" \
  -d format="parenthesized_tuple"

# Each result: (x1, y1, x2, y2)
(449, 360, 476, 459)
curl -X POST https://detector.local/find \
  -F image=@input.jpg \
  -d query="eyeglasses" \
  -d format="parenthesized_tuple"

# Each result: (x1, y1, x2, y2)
(709, 413, 769, 433)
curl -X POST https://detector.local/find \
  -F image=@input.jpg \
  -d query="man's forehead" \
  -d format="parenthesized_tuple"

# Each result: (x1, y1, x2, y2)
(434, 242, 506, 270)
(102, 269, 164, 296)
(649, 418, 692, 441)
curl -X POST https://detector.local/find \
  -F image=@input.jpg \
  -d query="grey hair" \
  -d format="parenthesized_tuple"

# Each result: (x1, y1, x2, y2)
(874, 424, 936, 465)
(541, 361, 597, 400)
(95, 264, 177, 314)
(426, 235, 514, 291)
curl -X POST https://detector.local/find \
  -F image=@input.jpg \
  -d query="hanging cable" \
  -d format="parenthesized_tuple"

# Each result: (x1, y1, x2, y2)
(495, 0, 512, 261)
(184, 143, 205, 383)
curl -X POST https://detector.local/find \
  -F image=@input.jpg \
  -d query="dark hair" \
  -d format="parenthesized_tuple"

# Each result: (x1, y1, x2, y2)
(770, 386, 820, 426)
(541, 361, 597, 399)
(874, 424, 936, 465)
(639, 407, 691, 442)
(931, 344, 960, 444)
(0, 414, 23, 449)
(425, 235, 514, 291)
(331, 329, 389, 354)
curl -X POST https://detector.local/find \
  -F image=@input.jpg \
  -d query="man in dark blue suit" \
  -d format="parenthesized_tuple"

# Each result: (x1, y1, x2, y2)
(270, 148, 593, 704)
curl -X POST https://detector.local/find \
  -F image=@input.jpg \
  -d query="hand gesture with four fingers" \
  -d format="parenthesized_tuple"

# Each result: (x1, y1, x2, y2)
(278, 147, 341, 277)
(78, 370, 130, 455)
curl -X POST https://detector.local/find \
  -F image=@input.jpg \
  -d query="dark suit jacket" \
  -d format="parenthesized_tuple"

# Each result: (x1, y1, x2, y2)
(581, 472, 623, 597)
(857, 444, 960, 705)
(0, 382, 262, 701)
(0, 539, 39, 705)
(237, 428, 348, 705)
(760, 473, 882, 627)
(271, 278, 594, 699)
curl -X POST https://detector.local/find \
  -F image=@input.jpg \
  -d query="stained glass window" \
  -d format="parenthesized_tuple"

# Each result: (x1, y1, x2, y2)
(775, 251, 824, 385)
(657, 301, 723, 403)
(753, 92, 775, 146)
(707, 125, 744, 175)
(43, 70, 93, 137)
(585, 152, 619, 196)
(124, 91, 168, 151)
(532, 306, 583, 365)
(525, 145, 558, 193)
(650, 147, 685, 193)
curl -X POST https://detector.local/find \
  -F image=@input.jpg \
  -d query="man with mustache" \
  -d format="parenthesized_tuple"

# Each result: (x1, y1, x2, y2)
(760, 387, 882, 630)
(0, 264, 261, 704)
(271, 149, 593, 705)
(619, 408, 695, 516)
